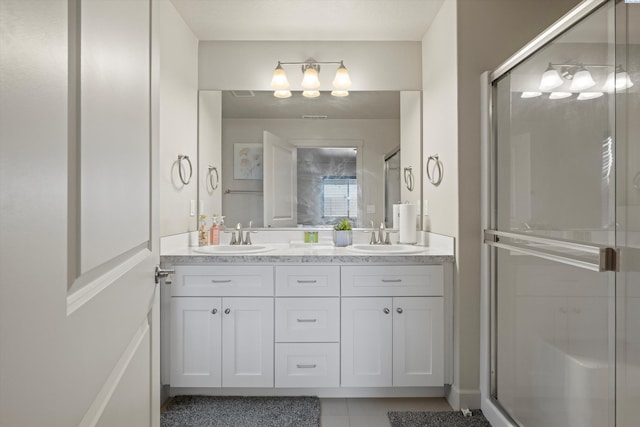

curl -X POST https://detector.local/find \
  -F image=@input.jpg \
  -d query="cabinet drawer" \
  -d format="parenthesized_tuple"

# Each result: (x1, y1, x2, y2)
(172, 265, 273, 296)
(275, 343, 339, 388)
(275, 298, 339, 342)
(341, 265, 443, 296)
(275, 266, 340, 296)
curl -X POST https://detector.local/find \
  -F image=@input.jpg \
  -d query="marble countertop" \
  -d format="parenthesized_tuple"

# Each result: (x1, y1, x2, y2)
(161, 243, 454, 265)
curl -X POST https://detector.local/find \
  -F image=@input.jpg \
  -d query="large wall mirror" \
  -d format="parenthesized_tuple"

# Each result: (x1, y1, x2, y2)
(198, 90, 421, 229)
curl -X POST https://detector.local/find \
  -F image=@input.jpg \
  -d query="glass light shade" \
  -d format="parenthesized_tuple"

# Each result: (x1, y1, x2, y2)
(602, 69, 634, 92)
(331, 90, 349, 97)
(549, 92, 572, 99)
(577, 92, 603, 100)
(569, 67, 596, 91)
(270, 63, 289, 89)
(332, 62, 351, 90)
(539, 64, 563, 91)
(301, 67, 320, 90)
(302, 90, 320, 98)
(521, 91, 542, 98)
(273, 89, 292, 99)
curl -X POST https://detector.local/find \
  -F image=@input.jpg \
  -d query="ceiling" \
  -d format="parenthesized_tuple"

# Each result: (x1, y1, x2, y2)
(169, 0, 445, 41)
(221, 90, 400, 119)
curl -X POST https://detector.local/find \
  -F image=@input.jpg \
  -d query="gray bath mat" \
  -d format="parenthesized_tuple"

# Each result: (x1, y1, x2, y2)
(388, 410, 491, 427)
(161, 396, 320, 427)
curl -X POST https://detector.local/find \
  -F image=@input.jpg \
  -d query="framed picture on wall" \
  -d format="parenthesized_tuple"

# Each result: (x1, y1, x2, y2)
(233, 143, 263, 180)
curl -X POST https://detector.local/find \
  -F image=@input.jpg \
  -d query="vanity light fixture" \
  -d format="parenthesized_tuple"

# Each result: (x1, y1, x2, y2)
(539, 63, 564, 91)
(569, 65, 596, 91)
(535, 63, 635, 96)
(602, 65, 634, 92)
(270, 58, 352, 98)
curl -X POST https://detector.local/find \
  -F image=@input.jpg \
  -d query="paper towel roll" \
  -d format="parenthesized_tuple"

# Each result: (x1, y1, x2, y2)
(392, 204, 401, 229)
(398, 203, 417, 244)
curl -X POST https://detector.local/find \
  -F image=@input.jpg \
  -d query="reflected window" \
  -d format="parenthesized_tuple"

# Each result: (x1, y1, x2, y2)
(322, 176, 357, 219)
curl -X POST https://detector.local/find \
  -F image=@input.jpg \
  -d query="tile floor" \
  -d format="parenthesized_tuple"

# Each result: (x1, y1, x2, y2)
(319, 397, 453, 427)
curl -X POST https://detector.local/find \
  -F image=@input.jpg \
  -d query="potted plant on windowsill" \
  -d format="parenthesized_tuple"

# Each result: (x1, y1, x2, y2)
(333, 218, 353, 247)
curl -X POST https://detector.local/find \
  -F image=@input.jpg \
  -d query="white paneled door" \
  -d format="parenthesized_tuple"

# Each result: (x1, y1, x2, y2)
(0, 1, 160, 426)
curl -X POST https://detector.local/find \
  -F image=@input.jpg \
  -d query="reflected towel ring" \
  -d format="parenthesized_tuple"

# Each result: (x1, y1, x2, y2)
(177, 154, 192, 185)
(403, 166, 415, 191)
(634, 171, 640, 191)
(208, 165, 219, 192)
(426, 154, 443, 186)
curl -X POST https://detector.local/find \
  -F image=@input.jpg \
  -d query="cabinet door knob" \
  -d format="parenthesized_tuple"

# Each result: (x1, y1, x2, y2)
(211, 308, 217, 315)
(396, 307, 403, 314)
(383, 308, 390, 314)
(224, 308, 231, 314)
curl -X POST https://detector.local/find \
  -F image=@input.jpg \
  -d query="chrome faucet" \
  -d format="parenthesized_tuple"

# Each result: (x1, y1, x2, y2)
(378, 222, 387, 245)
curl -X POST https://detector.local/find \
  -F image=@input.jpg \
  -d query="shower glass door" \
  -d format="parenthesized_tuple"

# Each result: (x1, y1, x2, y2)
(488, 1, 622, 426)
(615, 3, 639, 427)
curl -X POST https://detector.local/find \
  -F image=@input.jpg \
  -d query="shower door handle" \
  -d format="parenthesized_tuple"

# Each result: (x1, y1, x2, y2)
(483, 229, 618, 272)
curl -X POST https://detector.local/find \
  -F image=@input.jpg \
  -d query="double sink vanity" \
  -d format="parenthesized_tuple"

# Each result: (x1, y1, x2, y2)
(160, 230, 454, 398)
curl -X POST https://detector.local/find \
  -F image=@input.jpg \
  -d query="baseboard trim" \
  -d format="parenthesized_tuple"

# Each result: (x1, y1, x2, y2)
(169, 386, 445, 399)
(446, 384, 481, 410)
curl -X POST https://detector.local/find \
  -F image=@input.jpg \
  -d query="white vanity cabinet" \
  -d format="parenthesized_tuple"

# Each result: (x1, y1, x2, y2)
(170, 266, 274, 388)
(340, 266, 445, 388)
(164, 260, 451, 396)
(274, 265, 340, 388)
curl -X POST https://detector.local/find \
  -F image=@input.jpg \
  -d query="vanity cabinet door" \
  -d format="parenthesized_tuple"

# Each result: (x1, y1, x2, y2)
(341, 297, 393, 387)
(222, 297, 274, 387)
(392, 297, 444, 386)
(170, 297, 222, 387)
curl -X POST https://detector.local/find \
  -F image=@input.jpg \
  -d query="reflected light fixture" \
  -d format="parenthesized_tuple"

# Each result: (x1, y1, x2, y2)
(577, 92, 603, 100)
(270, 58, 352, 98)
(569, 65, 596, 91)
(539, 63, 564, 91)
(549, 92, 572, 99)
(521, 91, 542, 98)
(602, 65, 634, 92)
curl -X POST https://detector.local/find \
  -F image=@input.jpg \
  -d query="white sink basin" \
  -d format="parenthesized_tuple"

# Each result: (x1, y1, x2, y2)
(345, 244, 425, 254)
(193, 245, 275, 255)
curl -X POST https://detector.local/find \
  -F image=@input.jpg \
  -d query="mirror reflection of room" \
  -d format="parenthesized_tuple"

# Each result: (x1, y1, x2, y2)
(216, 90, 401, 228)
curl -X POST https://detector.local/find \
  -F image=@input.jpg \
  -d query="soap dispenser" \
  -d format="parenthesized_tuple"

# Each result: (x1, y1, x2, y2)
(198, 215, 208, 246)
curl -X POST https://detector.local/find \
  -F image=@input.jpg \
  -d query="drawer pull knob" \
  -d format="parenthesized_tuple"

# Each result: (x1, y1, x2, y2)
(212, 279, 232, 283)
(383, 308, 390, 314)
(296, 280, 318, 284)
(396, 308, 403, 314)
(296, 364, 317, 369)
(381, 279, 402, 283)
(224, 308, 231, 314)
(296, 318, 317, 323)
(211, 308, 218, 315)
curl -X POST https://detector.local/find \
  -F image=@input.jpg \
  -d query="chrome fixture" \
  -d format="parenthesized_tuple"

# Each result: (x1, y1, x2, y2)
(270, 58, 352, 98)
(226, 221, 255, 245)
(177, 154, 192, 185)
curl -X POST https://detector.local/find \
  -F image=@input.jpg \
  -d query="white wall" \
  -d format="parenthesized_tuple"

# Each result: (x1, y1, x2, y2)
(159, 0, 199, 236)
(221, 118, 399, 228)
(199, 41, 422, 91)
(422, 0, 582, 409)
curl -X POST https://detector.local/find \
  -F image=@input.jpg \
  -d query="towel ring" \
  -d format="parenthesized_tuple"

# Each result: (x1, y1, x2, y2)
(208, 165, 219, 192)
(403, 166, 415, 191)
(634, 171, 640, 191)
(177, 154, 192, 185)
(426, 154, 443, 186)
